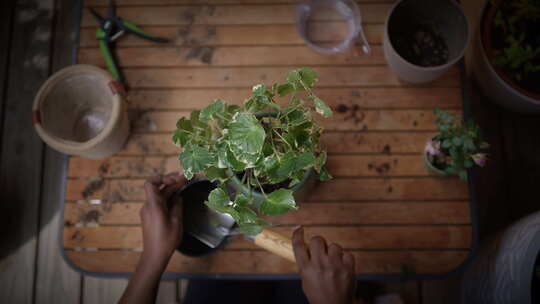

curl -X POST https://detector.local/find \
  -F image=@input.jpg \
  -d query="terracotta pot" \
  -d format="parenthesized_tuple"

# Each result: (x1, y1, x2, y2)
(472, 1, 540, 112)
(383, 0, 469, 83)
(32, 65, 129, 158)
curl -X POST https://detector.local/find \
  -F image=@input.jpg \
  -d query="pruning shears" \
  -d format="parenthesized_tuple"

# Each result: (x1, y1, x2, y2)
(89, 0, 169, 87)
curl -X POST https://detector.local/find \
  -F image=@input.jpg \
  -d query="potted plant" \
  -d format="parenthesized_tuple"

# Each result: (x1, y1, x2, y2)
(424, 108, 489, 180)
(172, 67, 333, 235)
(472, 0, 540, 112)
(383, 0, 469, 83)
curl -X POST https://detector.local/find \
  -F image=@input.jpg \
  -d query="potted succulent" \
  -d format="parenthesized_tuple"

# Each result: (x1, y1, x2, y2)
(424, 108, 489, 180)
(172, 67, 333, 234)
(472, 0, 540, 112)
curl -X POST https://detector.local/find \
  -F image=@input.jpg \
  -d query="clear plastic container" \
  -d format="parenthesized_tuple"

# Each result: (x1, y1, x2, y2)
(296, 0, 371, 55)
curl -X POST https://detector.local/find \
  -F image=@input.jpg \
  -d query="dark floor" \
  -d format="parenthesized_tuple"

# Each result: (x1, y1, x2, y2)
(1, 0, 539, 303)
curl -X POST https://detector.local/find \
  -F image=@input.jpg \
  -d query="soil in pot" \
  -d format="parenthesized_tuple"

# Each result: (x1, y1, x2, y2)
(237, 171, 291, 194)
(390, 23, 449, 67)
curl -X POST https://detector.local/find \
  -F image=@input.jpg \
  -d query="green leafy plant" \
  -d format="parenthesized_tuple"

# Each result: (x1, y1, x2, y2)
(491, 0, 540, 84)
(424, 108, 489, 180)
(172, 67, 333, 235)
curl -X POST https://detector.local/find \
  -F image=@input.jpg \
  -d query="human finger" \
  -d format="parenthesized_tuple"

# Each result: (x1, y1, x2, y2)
(343, 251, 356, 272)
(327, 243, 343, 266)
(292, 226, 310, 268)
(309, 236, 327, 266)
(144, 174, 164, 205)
(163, 172, 187, 186)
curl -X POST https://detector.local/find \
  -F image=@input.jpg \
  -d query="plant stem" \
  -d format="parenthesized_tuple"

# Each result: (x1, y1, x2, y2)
(254, 174, 266, 197)
(273, 129, 292, 149)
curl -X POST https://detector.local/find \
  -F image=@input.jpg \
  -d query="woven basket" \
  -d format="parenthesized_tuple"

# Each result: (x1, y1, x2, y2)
(32, 65, 129, 158)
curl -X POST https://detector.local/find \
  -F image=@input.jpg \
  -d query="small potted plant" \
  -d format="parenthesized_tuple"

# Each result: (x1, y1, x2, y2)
(424, 108, 489, 180)
(472, 0, 540, 112)
(172, 67, 332, 234)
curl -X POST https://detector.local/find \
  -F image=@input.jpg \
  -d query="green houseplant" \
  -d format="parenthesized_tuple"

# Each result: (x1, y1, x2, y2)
(471, 0, 540, 112)
(424, 108, 489, 180)
(172, 67, 333, 234)
(490, 0, 540, 93)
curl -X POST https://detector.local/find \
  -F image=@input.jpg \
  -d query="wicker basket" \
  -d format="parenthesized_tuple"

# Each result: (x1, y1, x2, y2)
(32, 65, 129, 158)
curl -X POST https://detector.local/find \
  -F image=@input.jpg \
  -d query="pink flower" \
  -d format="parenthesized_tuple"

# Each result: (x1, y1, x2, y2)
(425, 139, 441, 156)
(471, 153, 488, 167)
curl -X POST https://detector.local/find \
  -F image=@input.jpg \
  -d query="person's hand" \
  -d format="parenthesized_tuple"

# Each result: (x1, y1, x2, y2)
(292, 226, 359, 304)
(140, 173, 187, 267)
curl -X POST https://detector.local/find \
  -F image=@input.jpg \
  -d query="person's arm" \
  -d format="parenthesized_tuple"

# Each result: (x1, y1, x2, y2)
(292, 226, 362, 304)
(119, 174, 187, 304)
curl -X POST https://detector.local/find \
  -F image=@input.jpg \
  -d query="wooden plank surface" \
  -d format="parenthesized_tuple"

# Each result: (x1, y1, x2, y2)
(118, 132, 435, 155)
(0, 1, 52, 302)
(65, 0, 472, 277)
(80, 4, 392, 26)
(67, 155, 442, 177)
(121, 66, 460, 88)
(124, 87, 462, 110)
(64, 201, 470, 226)
(79, 23, 385, 47)
(64, 225, 472, 250)
(67, 250, 469, 274)
(65, 177, 469, 202)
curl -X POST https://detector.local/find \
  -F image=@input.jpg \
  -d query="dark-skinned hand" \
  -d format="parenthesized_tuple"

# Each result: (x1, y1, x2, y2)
(140, 173, 187, 265)
(292, 226, 360, 304)
(119, 173, 187, 304)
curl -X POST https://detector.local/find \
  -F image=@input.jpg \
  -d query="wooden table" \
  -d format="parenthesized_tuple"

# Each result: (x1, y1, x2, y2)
(63, 0, 473, 279)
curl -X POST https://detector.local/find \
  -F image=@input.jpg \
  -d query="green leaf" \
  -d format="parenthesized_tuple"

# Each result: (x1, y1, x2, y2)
(288, 178, 301, 188)
(252, 84, 267, 96)
(235, 193, 251, 207)
(226, 147, 247, 172)
(296, 152, 316, 170)
(176, 117, 193, 131)
(204, 167, 228, 182)
(228, 113, 266, 157)
(286, 109, 306, 125)
(205, 188, 234, 214)
(234, 205, 268, 235)
(276, 152, 297, 177)
(277, 83, 294, 96)
(286, 70, 301, 83)
(260, 188, 297, 216)
(179, 145, 216, 179)
(319, 167, 332, 181)
(227, 105, 241, 115)
(314, 152, 327, 173)
(172, 129, 190, 147)
(310, 94, 332, 118)
(458, 170, 468, 181)
(276, 152, 315, 177)
(298, 67, 318, 87)
(442, 140, 452, 149)
(452, 137, 462, 146)
(199, 99, 225, 122)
